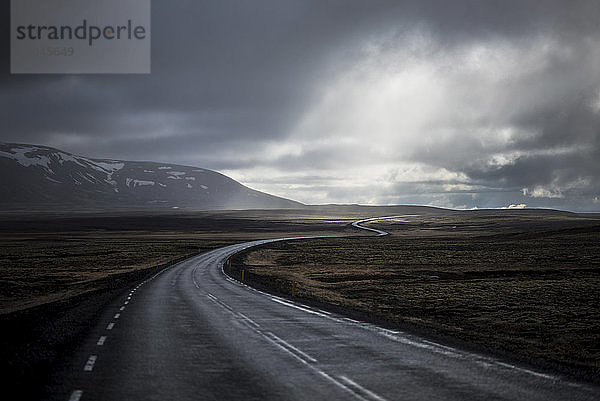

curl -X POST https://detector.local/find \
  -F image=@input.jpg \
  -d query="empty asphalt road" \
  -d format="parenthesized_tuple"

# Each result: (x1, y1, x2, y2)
(48, 219, 599, 401)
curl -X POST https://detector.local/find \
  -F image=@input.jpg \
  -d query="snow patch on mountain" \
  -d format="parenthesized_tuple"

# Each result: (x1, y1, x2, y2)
(0, 146, 52, 170)
(126, 178, 155, 188)
(55, 153, 88, 169)
(93, 161, 125, 173)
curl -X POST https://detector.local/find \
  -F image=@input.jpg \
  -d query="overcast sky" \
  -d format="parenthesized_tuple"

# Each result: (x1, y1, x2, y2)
(2, 1, 600, 211)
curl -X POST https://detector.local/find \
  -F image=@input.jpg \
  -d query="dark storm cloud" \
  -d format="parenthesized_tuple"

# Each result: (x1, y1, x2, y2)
(1, 1, 599, 210)
(2, 1, 402, 150)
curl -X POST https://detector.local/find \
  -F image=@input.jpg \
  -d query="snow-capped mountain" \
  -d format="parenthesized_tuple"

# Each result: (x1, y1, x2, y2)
(0, 143, 302, 211)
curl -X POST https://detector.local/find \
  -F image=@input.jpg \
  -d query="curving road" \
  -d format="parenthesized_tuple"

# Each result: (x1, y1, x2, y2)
(49, 218, 599, 401)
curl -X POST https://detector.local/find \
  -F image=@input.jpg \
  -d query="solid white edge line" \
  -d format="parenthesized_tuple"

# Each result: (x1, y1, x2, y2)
(495, 362, 557, 380)
(270, 298, 331, 318)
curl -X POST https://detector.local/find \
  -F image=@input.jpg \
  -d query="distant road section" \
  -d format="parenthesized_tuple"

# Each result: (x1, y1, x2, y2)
(50, 218, 599, 401)
(351, 215, 417, 236)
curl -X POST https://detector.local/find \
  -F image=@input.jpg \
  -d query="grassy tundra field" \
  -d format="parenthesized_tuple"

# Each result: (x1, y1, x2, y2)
(0, 208, 366, 314)
(231, 209, 600, 377)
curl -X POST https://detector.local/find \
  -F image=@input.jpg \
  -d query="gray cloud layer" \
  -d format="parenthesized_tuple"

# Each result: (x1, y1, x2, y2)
(1, 1, 599, 210)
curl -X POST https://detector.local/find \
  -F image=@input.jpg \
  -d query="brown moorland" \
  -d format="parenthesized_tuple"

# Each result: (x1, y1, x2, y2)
(231, 210, 600, 376)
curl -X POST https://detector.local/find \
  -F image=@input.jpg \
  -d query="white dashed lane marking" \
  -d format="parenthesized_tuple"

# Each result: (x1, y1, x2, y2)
(66, 278, 162, 401)
(203, 289, 389, 401)
(83, 355, 97, 371)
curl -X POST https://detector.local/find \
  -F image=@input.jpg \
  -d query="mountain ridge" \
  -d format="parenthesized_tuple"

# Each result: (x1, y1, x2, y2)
(0, 142, 302, 211)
